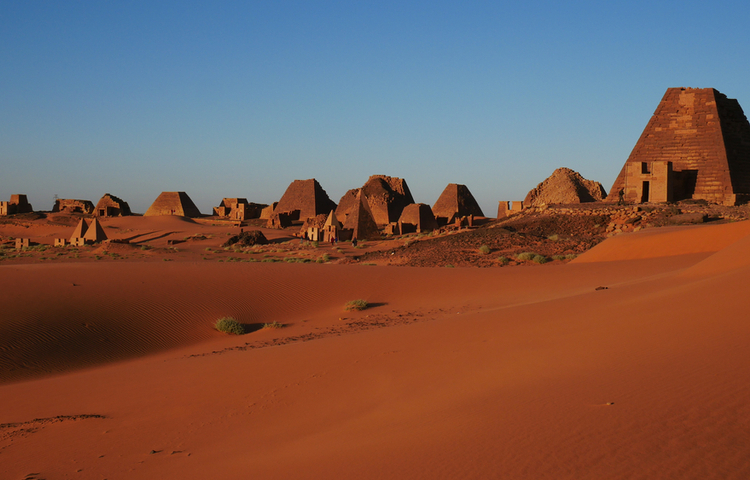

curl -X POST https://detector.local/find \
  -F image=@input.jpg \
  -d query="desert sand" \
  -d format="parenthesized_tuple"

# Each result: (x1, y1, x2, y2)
(2, 216, 750, 479)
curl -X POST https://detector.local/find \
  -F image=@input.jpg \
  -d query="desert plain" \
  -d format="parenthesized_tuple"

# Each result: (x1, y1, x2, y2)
(2, 211, 750, 479)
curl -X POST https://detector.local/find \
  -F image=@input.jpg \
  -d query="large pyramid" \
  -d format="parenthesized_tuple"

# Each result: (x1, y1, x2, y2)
(432, 183, 484, 221)
(274, 179, 337, 221)
(337, 175, 414, 226)
(607, 87, 750, 205)
(144, 192, 202, 217)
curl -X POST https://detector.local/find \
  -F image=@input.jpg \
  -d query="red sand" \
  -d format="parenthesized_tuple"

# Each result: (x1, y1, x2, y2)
(2, 218, 750, 478)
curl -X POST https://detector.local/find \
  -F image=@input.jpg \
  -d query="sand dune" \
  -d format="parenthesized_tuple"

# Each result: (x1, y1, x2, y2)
(2, 220, 750, 478)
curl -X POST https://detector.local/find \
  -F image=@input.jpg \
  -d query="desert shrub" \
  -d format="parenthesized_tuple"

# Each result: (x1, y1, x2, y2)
(263, 321, 284, 329)
(478, 245, 491, 255)
(516, 252, 536, 261)
(547, 234, 560, 241)
(552, 255, 565, 261)
(317, 253, 330, 263)
(345, 299, 369, 311)
(497, 256, 509, 265)
(215, 317, 245, 335)
(532, 255, 548, 264)
(445, 264, 455, 268)
(141, 245, 151, 251)
(296, 258, 311, 263)
(565, 254, 577, 260)
(312, 241, 319, 248)
(262, 258, 278, 263)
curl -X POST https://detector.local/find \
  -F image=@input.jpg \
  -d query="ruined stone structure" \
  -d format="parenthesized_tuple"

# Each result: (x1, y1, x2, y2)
(497, 201, 525, 218)
(607, 87, 750, 205)
(266, 212, 293, 229)
(53, 199, 94, 214)
(397, 203, 438, 234)
(95, 193, 131, 217)
(342, 191, 380, 241)
(336, 175, 415, 226)
(259, 203, 278, 220)
(432, 184, 484, 224)
(0, 195, 33, 216)
(524, 167, 606, 207)
(144, 192, 202, 217)
(300, 213, 328, 241)
(273, 179, 336, 221)
(213, 198, 267, 220)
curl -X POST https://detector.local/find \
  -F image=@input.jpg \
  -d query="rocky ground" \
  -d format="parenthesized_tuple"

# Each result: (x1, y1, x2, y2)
(351, 201, 750, 268)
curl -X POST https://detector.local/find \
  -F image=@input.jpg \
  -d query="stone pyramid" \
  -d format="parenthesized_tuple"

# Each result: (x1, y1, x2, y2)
(524, 168, 606, 206)
(607, 87, 750, 205)
(398, 203, 438, 232)
(69, 218, 90, 243)
(336, 175, 414, 225)
(144, 192, 202, 217)
(432, 183, 484, 221)
(83, 218, 108, 243)
(342, 191, 380, 241)
(274, 179, 337, 221)
(324, 210, 342, 229)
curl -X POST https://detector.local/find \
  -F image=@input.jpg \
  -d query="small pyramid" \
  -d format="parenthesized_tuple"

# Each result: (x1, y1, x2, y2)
(432, 184, 484, 221)
(342, 190, 380, 241)
(398, 203, 438, 232)
(69, 219, 90, 243)
(83, 218, 108, 243)
(324, 210, 341, 229)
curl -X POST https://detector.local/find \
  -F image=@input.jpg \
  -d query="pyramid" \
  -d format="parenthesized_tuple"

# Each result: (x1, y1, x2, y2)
(432, 184, 484, 221)
(144, 192, 202, 217)
(83, 218, 108, 243)
(274, 179, 337, 221)
(336, 175, 414, 225)
(607, 88, 750, 206)
(324, 210, 342, 229)
(69, 218, 90, 243)
(342, 191, 380, 241)
(398, 203, 438, 232)
(524, 168, 606, 206)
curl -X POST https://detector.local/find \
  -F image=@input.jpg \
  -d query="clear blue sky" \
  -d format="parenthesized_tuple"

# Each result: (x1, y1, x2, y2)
(2, 1, 749, 215)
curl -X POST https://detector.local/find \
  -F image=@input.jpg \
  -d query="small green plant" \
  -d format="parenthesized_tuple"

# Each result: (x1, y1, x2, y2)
(516, 252, 536, 261)
(215, 317, 245, 335)
(317, 253, 330, 263)
(141, 245, 151, 251)
(497, 256, 509, 265)
(532, 255, 547, 264)
(445, 264, 455, 268)
(478, 245, 491, 255)
(345, 299, 369, 311)
(263, 321, 284, 329)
